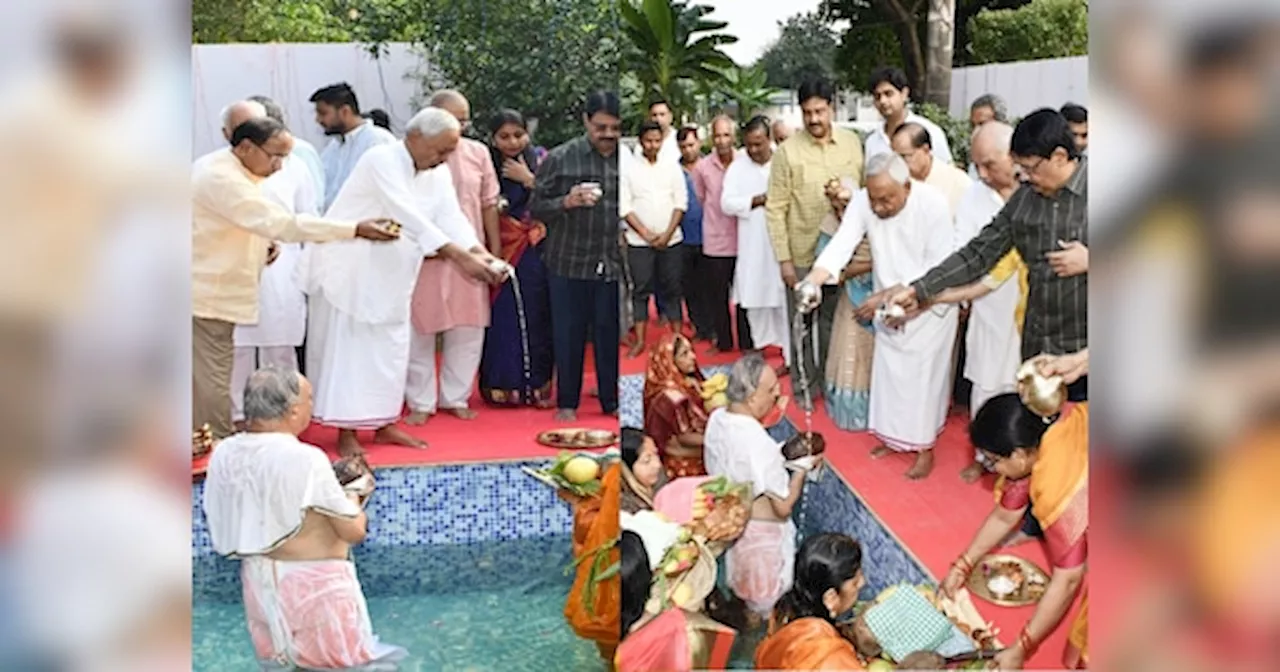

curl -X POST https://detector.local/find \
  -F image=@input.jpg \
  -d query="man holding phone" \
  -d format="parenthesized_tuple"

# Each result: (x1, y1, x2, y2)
(530, 91, 623, 421)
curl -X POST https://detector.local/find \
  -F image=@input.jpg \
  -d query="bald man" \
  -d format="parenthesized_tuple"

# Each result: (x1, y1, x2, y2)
(913, 121, 1027, 482)
(771, 120, 792, 145)
(405, 90, 501, 423)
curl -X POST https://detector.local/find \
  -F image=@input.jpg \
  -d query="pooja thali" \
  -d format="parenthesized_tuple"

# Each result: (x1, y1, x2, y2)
(536, 428, 619, 450)
(966, 554, 1050, 607)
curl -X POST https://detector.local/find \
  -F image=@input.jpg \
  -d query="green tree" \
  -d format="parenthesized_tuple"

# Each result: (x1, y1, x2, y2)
(708, 64, 780, 120)
(192, 0, 355, 43)
(966, 0, 1088, 65)
(620, 0, 738, 124)
(819, 0, 1031, 93)
(754, 12, 839, 90)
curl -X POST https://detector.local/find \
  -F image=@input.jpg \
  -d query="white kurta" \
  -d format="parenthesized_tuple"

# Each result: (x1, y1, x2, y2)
(299, 143, 480, 428)
(234, 153, 316, 348)
(814, 181, 959, 451)
(954, 181, 1020, 404)
(721, 156, 790, 356)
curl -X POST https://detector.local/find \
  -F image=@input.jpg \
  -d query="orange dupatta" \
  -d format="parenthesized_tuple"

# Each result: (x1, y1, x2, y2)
(755, 617, 865, 670)
(565, 462, 621, 654)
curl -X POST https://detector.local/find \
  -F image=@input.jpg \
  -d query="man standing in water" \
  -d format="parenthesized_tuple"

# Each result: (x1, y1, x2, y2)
(530, 91, 623, 421)
(203, 368, 406, 670)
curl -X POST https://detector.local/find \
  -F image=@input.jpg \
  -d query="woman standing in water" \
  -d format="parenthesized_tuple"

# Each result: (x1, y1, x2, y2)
(479, 109, 555, 407)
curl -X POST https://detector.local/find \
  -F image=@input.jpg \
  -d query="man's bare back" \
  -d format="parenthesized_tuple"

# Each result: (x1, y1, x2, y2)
(269, 505, 367, 562)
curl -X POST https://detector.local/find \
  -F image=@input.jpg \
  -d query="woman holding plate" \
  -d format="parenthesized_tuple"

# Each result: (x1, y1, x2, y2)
(939, 352, 1089, 670)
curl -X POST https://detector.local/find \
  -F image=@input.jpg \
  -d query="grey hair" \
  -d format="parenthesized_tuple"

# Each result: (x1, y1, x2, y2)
(725, 353, 769, 404)
(866, 152, 911, 184)
(970, 94, 1008, 122)
(247, 95, 286, 125)
(972, 120, 1014, 152)
(405, 107, 462, 138)
(428, 89, 467, 108)
(242, 367, 301, 423)
(219, 100, 267, 131)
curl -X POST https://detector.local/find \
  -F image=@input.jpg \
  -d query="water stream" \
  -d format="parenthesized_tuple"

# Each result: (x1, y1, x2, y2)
(505, 266, 535, 402)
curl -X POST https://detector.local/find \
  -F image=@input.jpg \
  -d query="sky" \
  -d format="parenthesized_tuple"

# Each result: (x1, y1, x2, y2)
(699, 0, 825, 65)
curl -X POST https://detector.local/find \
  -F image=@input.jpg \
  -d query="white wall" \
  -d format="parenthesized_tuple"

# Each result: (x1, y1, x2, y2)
(948, 55, 1088, 120)
(192, 42, 424, 158)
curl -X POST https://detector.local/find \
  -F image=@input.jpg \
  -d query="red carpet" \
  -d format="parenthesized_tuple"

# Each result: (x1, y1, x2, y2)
(624, 315, 1083, 668)
(298, 344, 614, 468)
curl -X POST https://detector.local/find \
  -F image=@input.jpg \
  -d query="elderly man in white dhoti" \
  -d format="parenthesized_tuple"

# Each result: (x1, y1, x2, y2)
(704, 353, 817, 621)
(920, 122, 1028, 483)
(800, 153, 959, 480)
(299, 107, 507, 457)
(204, 367, 406, 670)
(721, 116, 791, 369)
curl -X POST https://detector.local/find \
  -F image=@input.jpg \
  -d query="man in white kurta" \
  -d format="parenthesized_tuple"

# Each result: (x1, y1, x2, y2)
(299, 108, 503, 457)
(924, 122, 1026, 482)
(721, 119, 790, 365)
(806, 153, 958, 479)
(230, 151, 318, 425)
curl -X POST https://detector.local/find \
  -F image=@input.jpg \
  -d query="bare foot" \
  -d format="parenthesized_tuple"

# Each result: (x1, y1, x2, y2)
(627, 341, 646, 358)
(404, 411, 431, 426)
(446, 408, 478, 420)
(337, 431, 366, 458)
(1000, 531, 1037, 549)
(775, 365, 790, 378)
(959, 462, 985, 484)
(905, 450, 934, 480)
(373, 425, 428, 449)
(554, 409, 577, 422)
(869, 445, 893, 459)
(587, 387, 598, 398)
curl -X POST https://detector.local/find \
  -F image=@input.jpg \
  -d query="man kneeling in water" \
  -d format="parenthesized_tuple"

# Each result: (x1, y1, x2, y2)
(203, 367, 406, 670)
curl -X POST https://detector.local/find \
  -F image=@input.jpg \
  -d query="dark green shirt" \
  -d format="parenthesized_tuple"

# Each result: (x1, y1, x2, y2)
(530, 135, 621, 281)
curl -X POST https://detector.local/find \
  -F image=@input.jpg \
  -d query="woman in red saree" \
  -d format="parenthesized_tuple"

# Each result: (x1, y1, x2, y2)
(940, 392, 1089, 670)
(643, 334, 709, 478)
(755, 533, 866, 670)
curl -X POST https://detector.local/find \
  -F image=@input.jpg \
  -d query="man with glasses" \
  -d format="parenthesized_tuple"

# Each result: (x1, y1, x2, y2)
(192, 112, 401, 444)
(889, 109, 1088, 403)
(530, 91, 623, 421)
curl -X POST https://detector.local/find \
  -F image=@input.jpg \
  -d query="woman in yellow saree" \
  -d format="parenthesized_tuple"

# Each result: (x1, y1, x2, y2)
(755, 533, 867, 670)
(939, 390, 1088, 670)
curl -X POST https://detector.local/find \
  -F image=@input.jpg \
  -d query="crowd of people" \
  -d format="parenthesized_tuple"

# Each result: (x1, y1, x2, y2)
(608, 66, 1089, 670)
(194, 84, 628, 668)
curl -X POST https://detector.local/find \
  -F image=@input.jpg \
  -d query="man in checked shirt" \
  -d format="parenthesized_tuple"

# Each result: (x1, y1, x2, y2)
(889, 109, 1089, 401)
(530, 91, 623, 421)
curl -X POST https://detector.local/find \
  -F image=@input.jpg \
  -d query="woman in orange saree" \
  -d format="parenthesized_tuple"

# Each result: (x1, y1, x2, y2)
(939, 392, 1089, 670)
(642, 334, 709, 478)
(562, 461, 621, 665)
(755, 533, 866, 670)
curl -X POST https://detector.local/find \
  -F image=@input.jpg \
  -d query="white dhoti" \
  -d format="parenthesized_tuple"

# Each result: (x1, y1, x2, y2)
(724, 518, 796, 616)
(306, 294, 411, 430)
(405, 326, 485, 413)
(722, 155, 791, 365)
(869, 305, 959, 452)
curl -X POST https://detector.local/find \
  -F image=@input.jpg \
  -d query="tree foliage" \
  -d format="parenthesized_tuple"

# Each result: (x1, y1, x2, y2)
(705, 64, 781, 120)
(620, 0, 737, 125)
(966, 0, 1088, 65)
(192, 0, 356, 43)
(754, 12, 840, 90)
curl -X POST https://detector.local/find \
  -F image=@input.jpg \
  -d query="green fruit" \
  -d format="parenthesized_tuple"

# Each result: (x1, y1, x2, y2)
(866, 659, 895, 672)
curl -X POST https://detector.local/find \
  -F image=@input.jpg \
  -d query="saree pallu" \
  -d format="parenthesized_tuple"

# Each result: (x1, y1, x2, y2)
(616, 608, 736, 672)
(644, 390, 708, 478)
(565, 463, 622, 660)
(816, 232, 874, 431)
(479, 214, 553, 407)
(755, 617, 865, 670)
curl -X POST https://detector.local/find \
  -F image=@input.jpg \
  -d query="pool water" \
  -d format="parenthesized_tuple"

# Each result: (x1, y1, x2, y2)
(193, 537, 606, 672)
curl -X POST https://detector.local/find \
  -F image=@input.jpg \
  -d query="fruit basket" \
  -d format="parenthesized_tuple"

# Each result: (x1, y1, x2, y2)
(700, 373, 729, 410)
(688, 476, 751, 542)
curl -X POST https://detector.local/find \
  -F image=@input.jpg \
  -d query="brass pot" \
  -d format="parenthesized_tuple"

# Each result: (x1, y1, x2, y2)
(1017, 357, 1066, 418)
